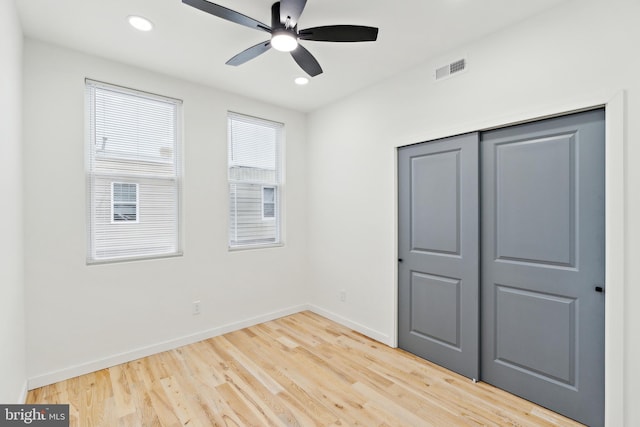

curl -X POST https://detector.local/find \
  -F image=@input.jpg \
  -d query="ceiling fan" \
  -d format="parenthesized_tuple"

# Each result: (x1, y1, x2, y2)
(182, 0, 379, 77)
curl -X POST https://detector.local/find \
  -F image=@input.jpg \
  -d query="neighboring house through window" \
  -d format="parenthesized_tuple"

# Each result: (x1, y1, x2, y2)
(86, 80, 182, 263)
(112, 182, 138, 222)
(228, 112, 283, 248)
(262, 186, 276, 220)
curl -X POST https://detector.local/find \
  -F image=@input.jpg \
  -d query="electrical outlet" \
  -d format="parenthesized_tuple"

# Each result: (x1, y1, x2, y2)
(192, 300, 201, 315)
(339, 290, 347, 302)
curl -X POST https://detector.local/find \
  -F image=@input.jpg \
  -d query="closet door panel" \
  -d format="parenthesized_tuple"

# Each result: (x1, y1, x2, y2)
(398, 133, 479, 380)
(481, 109, 605, 427)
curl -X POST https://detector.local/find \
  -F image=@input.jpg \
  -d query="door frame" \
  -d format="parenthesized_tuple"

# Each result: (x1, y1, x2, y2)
(393, 91, 626, 426)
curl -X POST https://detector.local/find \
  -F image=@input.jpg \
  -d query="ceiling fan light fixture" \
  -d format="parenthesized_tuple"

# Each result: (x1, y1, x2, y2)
(271, 29, 298, 52)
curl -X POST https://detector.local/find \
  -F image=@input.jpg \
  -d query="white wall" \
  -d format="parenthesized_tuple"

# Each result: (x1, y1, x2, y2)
(23, 40, 308, 387)
(307, 0, 639, 425)
(0, 0, 26, 404)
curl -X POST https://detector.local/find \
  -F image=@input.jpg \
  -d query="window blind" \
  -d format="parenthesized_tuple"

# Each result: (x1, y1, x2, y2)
(228, 112, 283, 248)
(86, 80, 182, 263)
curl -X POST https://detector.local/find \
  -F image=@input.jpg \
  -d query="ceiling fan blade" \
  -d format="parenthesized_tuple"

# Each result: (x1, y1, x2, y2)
(299, 25, 379, 42)
(290, 45, 322, 77)
(182, 0, 271, 33)
(226, 41, 272, 66)
(279, 0, 307, 27)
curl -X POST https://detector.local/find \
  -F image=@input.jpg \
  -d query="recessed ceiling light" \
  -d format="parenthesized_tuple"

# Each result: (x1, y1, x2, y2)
(128, 15, 154, 32)
(295, 77, 309, 85)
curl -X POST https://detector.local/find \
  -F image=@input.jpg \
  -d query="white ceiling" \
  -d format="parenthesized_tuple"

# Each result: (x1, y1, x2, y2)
(16, 0, 570, 112)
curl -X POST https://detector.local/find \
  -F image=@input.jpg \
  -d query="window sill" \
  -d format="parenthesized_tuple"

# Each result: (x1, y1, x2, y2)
(87, 251, 183, 265)
(228, 243, 284, 252)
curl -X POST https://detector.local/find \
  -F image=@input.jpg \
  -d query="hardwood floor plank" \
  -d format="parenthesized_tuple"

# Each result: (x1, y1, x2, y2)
(214, 382, 274, 426)
(147, 383, 183, 427)
(109, 364, 136, 418)
(189, 382, 238, 427)
(118, 387, 160, 427)
(174, 343, 225, 388)
(217, 350, 299, 425)
(26, 312, 585, 426)
(218, 334, 286, 395)
(355, 381, 446, 427)
(236, 335, 339, 425)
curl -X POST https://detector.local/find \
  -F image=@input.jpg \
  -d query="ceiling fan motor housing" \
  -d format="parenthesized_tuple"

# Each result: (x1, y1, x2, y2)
(272, 2, 296, 33)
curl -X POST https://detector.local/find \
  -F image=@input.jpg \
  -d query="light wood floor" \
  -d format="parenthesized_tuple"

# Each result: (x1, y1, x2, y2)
(27, 311, 584, 426)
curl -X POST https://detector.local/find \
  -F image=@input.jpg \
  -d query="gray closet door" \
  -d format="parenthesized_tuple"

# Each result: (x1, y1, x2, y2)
(398, 133, 479, 380)
(481, 109, 605, 427)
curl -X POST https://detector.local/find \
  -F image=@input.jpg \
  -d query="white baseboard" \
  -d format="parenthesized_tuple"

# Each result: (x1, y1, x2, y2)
(19, 380, 28, 403)
(307, 304, 393, 346)
(27, 304, 307, 390)
(27, 303, 392, 390)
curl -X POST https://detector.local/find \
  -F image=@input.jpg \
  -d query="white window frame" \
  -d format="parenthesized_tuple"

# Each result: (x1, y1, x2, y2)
(262, 186, 276, 221)
(227, 112, 283, 249)
(86, 79, 183, 264)
(111, 182, 139, 224)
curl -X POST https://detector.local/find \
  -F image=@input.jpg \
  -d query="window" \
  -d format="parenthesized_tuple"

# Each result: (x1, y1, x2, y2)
(262, 186, 276, 220)
(228, 112, 283, 248)
(86, 80, 182, 263)
(112, 182, 138, 222)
